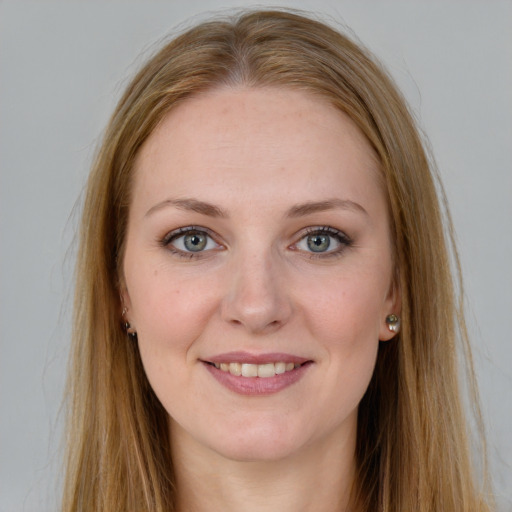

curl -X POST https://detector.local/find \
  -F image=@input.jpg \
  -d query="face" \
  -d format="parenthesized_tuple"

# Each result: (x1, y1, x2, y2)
(122, 87, 399, 463)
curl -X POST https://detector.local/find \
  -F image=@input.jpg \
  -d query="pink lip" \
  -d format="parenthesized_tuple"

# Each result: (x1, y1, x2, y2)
(206, 351, 310, 365)
(202, 352, 313, 396)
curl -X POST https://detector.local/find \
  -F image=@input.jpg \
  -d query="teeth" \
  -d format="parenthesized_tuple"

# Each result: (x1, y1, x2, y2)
(257, 363, 275, 378)
(229, 363, 242, 376)
(241, 363, 258, 377)
(214, 361, 301, 378)
(275, 362, 286, 374)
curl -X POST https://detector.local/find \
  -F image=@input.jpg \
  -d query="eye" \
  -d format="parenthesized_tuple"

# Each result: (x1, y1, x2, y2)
(162, 227, 221, 255)
(294, 227, 352, 256)
(306, 233, 331, 252)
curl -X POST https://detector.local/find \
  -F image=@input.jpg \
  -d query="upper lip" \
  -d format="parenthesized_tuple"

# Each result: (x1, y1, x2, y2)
(204, 351, 311, 365)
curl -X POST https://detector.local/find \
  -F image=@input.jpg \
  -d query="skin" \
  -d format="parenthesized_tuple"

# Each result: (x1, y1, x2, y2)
(122, 87, 400, 511)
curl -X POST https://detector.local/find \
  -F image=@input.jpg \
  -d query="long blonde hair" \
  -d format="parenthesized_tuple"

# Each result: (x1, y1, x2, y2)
(63, 9, 492, 511)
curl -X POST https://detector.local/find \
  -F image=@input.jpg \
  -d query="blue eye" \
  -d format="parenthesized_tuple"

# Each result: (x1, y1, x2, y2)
(182, 231, 208, 252)
(295, 227, 351, 255)
(164, 228, 219, 254)
(306, 233, 331, 252)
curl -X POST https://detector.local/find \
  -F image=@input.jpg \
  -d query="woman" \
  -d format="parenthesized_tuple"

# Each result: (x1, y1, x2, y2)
(63, 9, 493, 511)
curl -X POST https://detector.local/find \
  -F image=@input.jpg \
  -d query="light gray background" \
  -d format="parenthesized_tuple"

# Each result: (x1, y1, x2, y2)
(1, 1, 511, 511)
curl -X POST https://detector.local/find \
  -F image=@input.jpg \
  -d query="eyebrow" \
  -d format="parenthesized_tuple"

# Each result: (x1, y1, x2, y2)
(145, 198, 228, 218)
(144, 197, 368, 219)
(285, 199, 368, 218)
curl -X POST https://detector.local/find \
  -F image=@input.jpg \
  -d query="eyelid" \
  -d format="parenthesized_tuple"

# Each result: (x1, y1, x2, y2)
(160, 226, 224, 256)
(159, 225, 351, 259)
(161, 225, 213, 245)
(292, 226, 353, 257)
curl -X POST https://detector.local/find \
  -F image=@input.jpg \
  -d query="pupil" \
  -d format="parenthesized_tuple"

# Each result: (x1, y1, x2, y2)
(308, 234, 330, 252)
(184, 232, 207, 251)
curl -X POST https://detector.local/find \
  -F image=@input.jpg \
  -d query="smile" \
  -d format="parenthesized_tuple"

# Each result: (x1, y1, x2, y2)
(212, 361, 300, 378)
(203, 353, 312, 395)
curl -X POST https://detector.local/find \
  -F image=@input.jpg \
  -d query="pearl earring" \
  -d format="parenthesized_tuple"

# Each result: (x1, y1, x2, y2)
(122, 307, 137, 338)
(386, 314, 401, 333)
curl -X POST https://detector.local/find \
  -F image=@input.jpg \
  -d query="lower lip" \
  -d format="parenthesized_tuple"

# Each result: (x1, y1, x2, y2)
(203, 362, 312, 396)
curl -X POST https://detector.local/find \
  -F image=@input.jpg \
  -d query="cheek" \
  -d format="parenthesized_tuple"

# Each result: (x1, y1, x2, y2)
(131, 270, 216, 350)
(298, 269, 386, 395)
(128, 269, 218, 410)
(301, 269, 387, 345)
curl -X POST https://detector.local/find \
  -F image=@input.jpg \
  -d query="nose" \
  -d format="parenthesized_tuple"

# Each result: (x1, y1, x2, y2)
(220, 250, 292, 334)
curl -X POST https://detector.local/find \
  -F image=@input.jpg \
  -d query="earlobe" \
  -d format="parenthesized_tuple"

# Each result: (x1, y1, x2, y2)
(380, 275, 401, 341)
(121, 304, 137, 338)
(119, 285, 137, 338)
(385, 313, 401, 333)
(379, 313, 401, 342)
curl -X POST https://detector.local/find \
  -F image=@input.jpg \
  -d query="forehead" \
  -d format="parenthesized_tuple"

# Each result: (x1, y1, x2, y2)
(132, 86, 383, 214)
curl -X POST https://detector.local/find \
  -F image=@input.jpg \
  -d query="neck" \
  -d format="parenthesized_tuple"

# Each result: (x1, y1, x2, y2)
(171, 421, 358, 512)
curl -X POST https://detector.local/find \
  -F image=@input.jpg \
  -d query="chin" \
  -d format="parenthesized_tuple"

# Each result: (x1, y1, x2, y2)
(206, 421, 310, 463)
(215, 440, 301, 463)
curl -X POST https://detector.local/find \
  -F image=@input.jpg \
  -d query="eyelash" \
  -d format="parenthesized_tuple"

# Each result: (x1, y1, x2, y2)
(160, 226, 222, 259)
(160, 225, 353, 259)
(294, 226, 353, 259)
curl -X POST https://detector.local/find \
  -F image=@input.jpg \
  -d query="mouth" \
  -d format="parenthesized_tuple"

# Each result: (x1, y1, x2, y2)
(205, 361, 306, 378)
(201, 352, 313, 395)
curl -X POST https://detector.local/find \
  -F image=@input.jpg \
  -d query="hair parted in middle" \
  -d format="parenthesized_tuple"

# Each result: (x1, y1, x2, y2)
(64, 9, 490, 512)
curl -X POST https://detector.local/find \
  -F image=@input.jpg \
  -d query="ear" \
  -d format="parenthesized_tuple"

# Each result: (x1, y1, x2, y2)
(379, 275, 401, 342)
(118, 278, 133, 321)
(119, 283, 138, 336)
